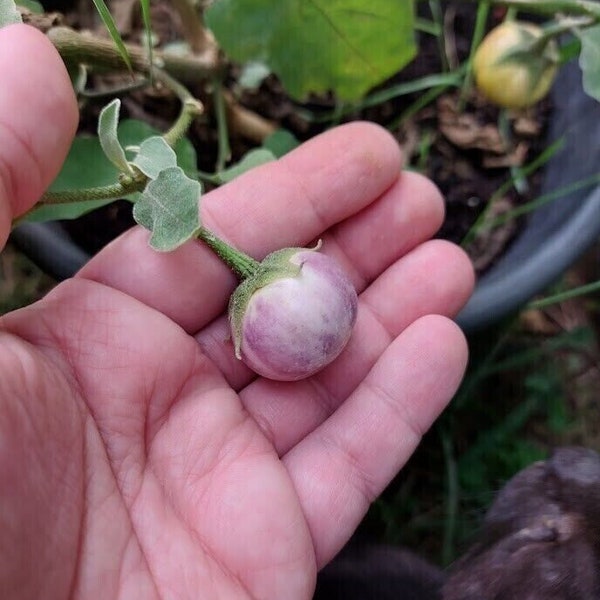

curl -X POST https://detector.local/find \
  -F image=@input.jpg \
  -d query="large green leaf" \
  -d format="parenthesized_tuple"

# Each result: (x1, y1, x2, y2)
(263, 129, 300, 157)
(205, 0, 416, 101)
(576, 24, 600, 102)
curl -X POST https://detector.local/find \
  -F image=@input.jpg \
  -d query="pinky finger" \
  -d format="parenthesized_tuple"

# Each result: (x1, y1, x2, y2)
(282, 314, 468, 568)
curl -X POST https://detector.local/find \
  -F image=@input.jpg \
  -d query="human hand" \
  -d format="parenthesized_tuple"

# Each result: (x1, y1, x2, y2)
(0, 25, 474, 600)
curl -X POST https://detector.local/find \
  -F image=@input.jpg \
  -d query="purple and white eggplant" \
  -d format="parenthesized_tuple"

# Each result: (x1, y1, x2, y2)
(228, 245, 358, 381)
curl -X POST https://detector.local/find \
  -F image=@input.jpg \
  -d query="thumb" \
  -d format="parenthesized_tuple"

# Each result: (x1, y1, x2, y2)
(0, 24, 78, 248)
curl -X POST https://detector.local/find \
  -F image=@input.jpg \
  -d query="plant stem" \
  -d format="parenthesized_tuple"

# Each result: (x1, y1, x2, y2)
(196, 227, 260, 279)
(224, 89, 277, 143)
(150, 67, 205, 147)
(531, 15, 596, 52)
(13, 178, 147, 226)
(213, 81, 231, 172)
(170, 0, 216, 55)
(46, 26, 223, 84)
(466, 0, 600, 19)
(41, 176, 145, 204)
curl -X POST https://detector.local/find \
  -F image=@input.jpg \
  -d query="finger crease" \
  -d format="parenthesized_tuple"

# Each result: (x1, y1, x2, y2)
(0, 120, 43, 211)
(362, 376, 425, 442)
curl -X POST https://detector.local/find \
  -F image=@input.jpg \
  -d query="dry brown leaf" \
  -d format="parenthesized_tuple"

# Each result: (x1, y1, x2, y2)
(483, 142, 529, 168)
(465, 197, 517, 272)
(438, 96, 508, 154)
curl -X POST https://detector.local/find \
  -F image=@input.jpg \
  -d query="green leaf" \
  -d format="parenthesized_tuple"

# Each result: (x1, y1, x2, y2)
(24, 135, 124, 223)
(263, 129, 300, 158)
(238, 61, 271, 89)
(23, 198, 118, 223)
(0, 0, 22, 26)
(131, 136, 178, 179)
(24, 120, 197, 223)
(133, 166, 202, 251)
(98, 99, 133, 174)
(51, 136, 122, 191)
(119, 119, 198, 178)
(576, 24, 600, 102)
(90, 0, 133, 73)
(216, 148, 276, 184)
(16, 0, 42, 14)
(205, 0, 416, 101)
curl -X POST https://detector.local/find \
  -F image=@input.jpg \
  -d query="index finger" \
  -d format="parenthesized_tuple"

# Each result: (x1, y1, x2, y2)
(0, 24, 78, 248)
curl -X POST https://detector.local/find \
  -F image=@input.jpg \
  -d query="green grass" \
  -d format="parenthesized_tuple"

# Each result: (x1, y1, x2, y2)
(364, 310, 600, 567)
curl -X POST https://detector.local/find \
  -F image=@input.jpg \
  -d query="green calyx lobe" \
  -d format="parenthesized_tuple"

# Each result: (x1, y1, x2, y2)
(496, 26, 559, 71)
(229, 245, 317, 360)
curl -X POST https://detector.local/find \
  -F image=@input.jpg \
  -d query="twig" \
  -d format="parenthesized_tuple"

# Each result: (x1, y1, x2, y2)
(213, 81, 231, 171)
(223, 89, 277, 143)
(170, 0, 217, 56)
(46, 26, 222, 84)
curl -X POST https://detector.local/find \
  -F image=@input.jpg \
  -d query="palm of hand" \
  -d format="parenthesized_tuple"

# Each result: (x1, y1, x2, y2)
(3, 277, 316, 599)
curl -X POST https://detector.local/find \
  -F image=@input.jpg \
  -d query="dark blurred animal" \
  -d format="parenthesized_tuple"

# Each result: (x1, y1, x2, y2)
(313, 447, 600, 599)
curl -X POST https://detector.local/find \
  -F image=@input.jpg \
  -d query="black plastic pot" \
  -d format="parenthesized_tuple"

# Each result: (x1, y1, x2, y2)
(11, 61, 600, 333)
(457, 60, 600, 332)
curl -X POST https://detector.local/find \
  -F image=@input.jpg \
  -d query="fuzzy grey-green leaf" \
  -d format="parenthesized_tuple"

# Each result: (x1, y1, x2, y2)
(133, 166, 202, 252)
(98, 99, 133, 174)
(577, 24, 600, 102)
(131, 136, 178, 179)
(22, 119, 197, 224)
(0, 0, 22, 25)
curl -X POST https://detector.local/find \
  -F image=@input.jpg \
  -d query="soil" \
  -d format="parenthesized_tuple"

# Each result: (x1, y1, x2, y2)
(46, 1, 552, 275)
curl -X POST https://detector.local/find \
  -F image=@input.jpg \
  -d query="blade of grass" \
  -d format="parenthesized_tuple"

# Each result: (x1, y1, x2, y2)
(139, 0, 154, 83)
(529, 279, 600, 310)
(482, 327, 592, 375)
(487, 171, 600, 228)
(296, 71, 463, 124)
(461, 137, 564, 247)
(90, 0, 133, 74)
(414, 17, 441, 36)
(440, 429, 459, 566)
(390, 82, 456, 130)
(458, 0, 490, 110)
(458, 394, 542, 472)
(429, 0, 449, 71)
